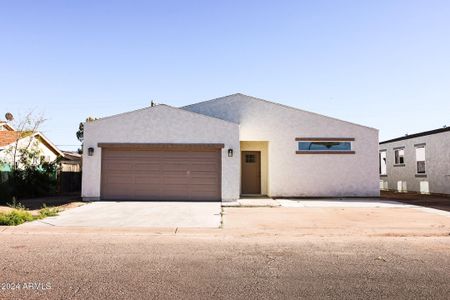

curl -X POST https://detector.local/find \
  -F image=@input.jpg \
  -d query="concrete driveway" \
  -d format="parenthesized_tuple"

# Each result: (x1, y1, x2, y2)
(23, 201, 222, 228)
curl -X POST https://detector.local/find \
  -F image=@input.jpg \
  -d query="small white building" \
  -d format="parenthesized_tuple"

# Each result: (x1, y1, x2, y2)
(379, 127, 450, 195)
(82, 93, 380, 202)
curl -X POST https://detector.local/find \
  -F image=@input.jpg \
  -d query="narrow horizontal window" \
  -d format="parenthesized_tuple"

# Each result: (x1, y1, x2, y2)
(298, 141, 352, 151)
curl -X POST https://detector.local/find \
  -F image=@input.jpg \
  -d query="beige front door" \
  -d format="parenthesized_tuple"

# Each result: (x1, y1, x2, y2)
(241, 151, 261, 195)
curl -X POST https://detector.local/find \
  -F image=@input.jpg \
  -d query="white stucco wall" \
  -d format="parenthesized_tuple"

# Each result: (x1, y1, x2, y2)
(81, 105, 240, 201)
(380, 130, 450, 195)
(183, 94, 380, 197)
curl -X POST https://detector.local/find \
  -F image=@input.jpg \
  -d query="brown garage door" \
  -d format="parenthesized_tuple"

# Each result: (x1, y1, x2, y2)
(101, 147, 221, 201)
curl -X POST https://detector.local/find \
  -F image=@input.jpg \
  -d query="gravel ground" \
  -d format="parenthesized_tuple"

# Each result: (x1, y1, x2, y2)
(0, 232, 449, 300)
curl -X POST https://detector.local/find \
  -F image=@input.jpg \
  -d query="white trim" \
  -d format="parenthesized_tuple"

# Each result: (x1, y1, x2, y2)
(34, 132, 64, 157)
(0, 122, 15, 131)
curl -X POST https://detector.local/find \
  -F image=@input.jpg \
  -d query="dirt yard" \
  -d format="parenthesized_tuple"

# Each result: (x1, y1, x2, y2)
(0, 195, 84, 216)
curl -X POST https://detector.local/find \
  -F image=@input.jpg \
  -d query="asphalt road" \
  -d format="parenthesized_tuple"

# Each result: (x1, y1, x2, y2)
(0, 232, 449, 299)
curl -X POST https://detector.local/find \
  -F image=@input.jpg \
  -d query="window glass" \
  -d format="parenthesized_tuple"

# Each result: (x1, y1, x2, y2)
(298, 141, 351, 151)
(379, 151, 387, 175)
(416, 147, 426, 174)
(394, 149, 405, 164)
(245, 154, 256, 163)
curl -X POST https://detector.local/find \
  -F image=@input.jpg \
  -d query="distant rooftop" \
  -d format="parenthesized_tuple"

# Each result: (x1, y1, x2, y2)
(0, 131, 21, 147)
(380, 126, 450, 144)
(0, 121, 15, 131)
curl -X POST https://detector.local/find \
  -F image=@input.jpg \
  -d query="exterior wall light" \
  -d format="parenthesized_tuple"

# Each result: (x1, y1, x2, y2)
(228, 148, 233, 157)
(88, 147, 94, 156)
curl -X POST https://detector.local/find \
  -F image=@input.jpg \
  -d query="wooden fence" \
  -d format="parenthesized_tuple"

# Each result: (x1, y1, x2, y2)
(57, 171, 82, 194)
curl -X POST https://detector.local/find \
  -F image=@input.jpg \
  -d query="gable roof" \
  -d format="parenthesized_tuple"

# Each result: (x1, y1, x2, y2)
(380, 126, 450, 144)
(0, 131, 22, 147)
(34, 132, 64, 156)
(62, 151, 82, 161)
(0, 131, 63, 156)
(182, 93, 378, 131)
(0, 121, 15, 131)
(87, 103, 237, 126)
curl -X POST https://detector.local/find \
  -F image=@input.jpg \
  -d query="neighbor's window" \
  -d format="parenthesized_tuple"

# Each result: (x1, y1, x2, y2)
(379, 151, 387, 175)
(415, 146, 426, 174)
(394, 148, 405, 164)
(298, 141, 352, 151)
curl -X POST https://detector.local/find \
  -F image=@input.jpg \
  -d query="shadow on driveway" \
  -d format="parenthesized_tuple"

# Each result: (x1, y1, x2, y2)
(381, 191, 450, 212)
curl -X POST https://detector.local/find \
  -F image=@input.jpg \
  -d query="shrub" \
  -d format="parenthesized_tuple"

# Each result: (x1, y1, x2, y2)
(38, 205, 60, 218)
(0, 205, 60, 226)
(0, 210, 34, 226)
(1, 160, 58, 202)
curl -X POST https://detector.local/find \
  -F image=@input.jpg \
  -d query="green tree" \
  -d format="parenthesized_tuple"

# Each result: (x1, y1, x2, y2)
(0, 112, 58, 202)
(76, 117, 96, 154)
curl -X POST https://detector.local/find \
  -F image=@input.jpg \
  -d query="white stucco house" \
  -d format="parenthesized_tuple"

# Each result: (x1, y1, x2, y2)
(379, 127, 450, 195)
(82, 93, 379, 202)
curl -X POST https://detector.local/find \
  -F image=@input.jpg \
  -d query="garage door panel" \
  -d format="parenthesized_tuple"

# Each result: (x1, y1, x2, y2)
(190, 164, 218, 172)
(101, 148, 221, 201)
(106, 169, 138, 175)
(163, 166, 190, 173)
(135, 176, 161, 184)
(162, 185, 190, 192)
(134, 187, 160, 196)
(103, 162, 134, 170)
(133, 170, 161, 176)
(105, 187, 135, 197)
(191, 192, 219, 200)
(104, 176, 135, 184)
(134, 164, 161, 171)
(191, 184, 220, 191)
(163, 170, 189, 175)
(190, 177, 218, 185)
(162, 178, 190, 185)
(191, 171, 218, 175)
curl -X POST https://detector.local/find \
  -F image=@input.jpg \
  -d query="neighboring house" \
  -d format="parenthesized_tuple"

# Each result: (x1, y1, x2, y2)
(0, 122, 63, 171)
(82, 93, 379, 202)
(379, 127, 450, 195)
(58, 151, 82, 194)
(0, 121, 15, 131)
(61, 151, 82, 172)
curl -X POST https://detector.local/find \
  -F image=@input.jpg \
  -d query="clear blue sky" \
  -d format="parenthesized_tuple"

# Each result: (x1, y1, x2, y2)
(1, 1, 449, 151)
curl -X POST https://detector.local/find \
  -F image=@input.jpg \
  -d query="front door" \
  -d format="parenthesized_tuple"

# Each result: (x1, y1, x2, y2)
(241, 151, 261, 194)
